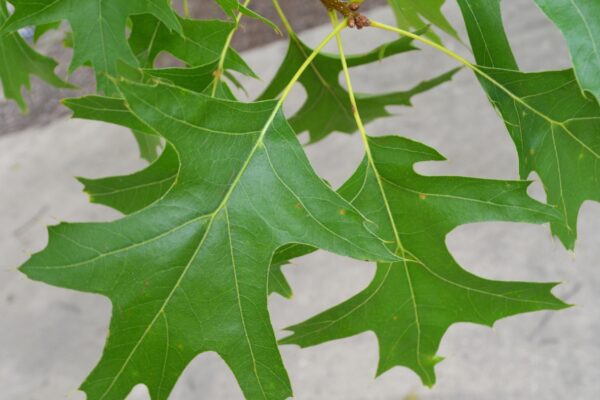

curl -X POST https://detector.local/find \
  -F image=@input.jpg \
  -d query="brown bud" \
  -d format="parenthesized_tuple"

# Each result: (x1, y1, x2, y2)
(348, 17, 356, 28)
(356, 14, 370, 29)
(349, 2, 360, 11)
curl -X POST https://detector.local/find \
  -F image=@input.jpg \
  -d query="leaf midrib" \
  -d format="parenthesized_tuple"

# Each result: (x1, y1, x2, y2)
(361, 150, 430, 381)
(289, 143, 559, 378)
(95, 85, 280, 398)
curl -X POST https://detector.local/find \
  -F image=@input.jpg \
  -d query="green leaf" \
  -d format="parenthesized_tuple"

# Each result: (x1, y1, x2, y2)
(268, 244, 315, 299)
(260, 34, 459, 142)
(145, 62, 236, 97)
(534, 0, 600, 102)
(78, 143, 178, 216)
(22, 79, 397, 399)
(387, 0, 460, 43)
(68, 93, 310, 299)
(457, 0, 517, 69)
(458, 0, 600, 248)
(281, 135, 568, 386)
(79, 143, 307, 299)
(63, 95, 155, 135)
(0, 0, 71, 111)
(129, 14, 254, 78)
(476, 67, 600, 248)
(214, 0, 239, 17)
(238, 4, 281, 35)
(33, 21, 61, 43)
(112, 62, 163, 162)
(65, 61, 236, 162)
(131, 130, 163, 163)
(127, 13, 252, 161)
(2, 0, 182, 93)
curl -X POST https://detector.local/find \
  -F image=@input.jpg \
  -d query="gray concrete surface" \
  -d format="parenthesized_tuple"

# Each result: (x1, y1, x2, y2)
(1, 2, 599, 399)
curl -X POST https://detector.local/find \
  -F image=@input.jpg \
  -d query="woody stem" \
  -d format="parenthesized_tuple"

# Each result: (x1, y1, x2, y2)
(320, 0, 353, 16)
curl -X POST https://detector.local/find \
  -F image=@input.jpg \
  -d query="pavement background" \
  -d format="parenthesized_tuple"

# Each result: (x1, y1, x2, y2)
(1, 2, 599, 399)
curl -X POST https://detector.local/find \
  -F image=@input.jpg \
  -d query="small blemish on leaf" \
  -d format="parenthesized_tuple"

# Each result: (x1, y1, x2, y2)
(418, 193, 427, 200)
(295, 202, 302, 209)
(339, 209, 347, 215)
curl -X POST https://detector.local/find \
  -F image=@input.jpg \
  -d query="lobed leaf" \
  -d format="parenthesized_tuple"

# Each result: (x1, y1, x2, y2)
(458, 0, 600, 248)
(65, 94, 319, 299)
(22, 79, 397, 399)
(78, 142, 307, 299)
(7, 0, 592, 395)
(0, 0, 71, 111)
(282, 135, 568, 385)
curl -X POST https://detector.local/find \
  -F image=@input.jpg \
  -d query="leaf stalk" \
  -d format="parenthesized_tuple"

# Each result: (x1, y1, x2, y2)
(271, 0, 295, 36)
(327, 12, 403, 249)
(330, 16, 431, 375)
(273, 19, 348, 114)
(183, 0, 190, 18)
(370, 20, 475, 74)
(211, 0, 252, 97)
(369, 19, 596, 155)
